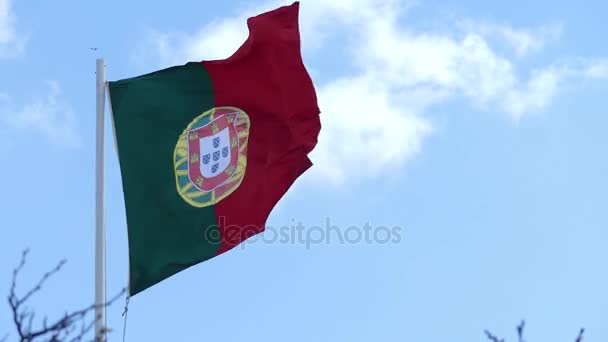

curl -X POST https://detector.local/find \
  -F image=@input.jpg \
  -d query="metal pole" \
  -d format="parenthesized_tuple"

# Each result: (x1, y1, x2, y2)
(95, 58, 106, 342)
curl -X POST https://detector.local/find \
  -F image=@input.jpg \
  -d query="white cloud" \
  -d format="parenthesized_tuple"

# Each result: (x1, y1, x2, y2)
(353, 11, 608, 122)
(583, 60, 608, 78)
(0, 0, 25, 57)
(311, 75, 433, 182)
(139, 0, 402, 66)
(458, 20, 562, 58)
(0, 82, 80, 147)
(0, 0, 15, 42)
(138, 0, 608, 182)
(499, 60, 608, 121)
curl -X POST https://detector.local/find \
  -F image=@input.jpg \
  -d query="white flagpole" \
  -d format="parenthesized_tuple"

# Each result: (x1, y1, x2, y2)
(95, 58, 107, 342)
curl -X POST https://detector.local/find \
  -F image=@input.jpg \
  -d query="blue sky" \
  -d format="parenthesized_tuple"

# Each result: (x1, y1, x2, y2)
(1, 0, 607, 341)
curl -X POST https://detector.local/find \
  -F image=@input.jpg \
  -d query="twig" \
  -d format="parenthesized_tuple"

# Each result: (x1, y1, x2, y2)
(517, 320, 525, 342)
(484, 329, 505, 342)
(7, 249, 126, 342)
(485, 321, 586, 342)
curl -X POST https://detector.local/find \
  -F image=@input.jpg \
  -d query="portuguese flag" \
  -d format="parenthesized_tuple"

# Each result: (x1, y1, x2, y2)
(108, 2, 320, 296)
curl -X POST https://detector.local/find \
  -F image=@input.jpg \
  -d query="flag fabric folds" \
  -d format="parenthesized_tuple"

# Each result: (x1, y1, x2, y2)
(108, 1, 320, 295)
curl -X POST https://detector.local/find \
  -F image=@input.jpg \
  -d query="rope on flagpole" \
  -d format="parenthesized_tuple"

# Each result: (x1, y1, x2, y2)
(121, 295, 130, 342)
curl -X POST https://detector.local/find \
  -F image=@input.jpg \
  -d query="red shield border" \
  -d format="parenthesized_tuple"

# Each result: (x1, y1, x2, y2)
(187, 113, 239, 192)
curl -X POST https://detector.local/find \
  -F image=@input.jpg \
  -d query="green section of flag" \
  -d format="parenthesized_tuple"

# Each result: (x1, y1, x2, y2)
(109, 63, 221, 295)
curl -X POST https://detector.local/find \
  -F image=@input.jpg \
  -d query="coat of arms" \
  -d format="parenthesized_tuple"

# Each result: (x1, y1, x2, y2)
(173, 107, 250, 208)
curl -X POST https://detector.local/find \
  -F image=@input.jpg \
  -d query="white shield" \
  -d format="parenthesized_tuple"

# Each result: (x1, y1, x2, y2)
(199, 127, 231, 178)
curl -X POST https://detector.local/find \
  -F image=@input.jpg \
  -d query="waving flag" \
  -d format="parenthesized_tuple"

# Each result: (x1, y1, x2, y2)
(108, 1, 320, 295)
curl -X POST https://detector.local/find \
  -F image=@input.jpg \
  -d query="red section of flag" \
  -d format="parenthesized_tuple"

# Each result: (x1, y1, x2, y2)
(201, 1, 321, 254)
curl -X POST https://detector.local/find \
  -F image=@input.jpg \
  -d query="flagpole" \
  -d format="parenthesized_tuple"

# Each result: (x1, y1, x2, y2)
(95, 58, 107, 342)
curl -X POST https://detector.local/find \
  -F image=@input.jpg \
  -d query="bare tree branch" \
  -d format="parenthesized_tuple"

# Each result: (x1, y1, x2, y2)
(484, 329, 505, 342)
(517, 320, 525, 342)
(6, 249, 126, 342)
(485, 320, 586, 342)
(19, 259, 67, 306)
